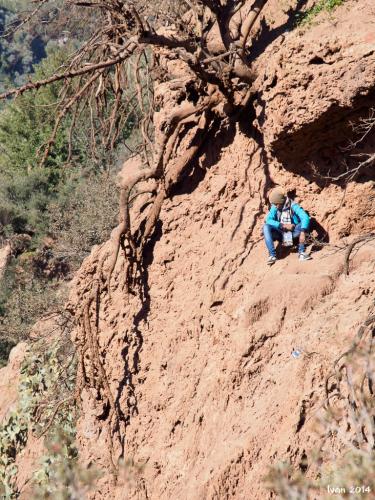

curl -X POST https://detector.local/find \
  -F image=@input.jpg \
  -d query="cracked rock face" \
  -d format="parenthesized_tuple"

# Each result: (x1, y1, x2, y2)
(70, 135, 373, 499)
(66, 2, 374, 498)
(255, 0, 375, 165)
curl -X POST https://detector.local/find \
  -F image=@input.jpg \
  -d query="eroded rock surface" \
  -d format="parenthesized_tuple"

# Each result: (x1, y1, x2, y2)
(256, 1, 375, 163)
(70, 133, 374, 499)
(65, 2, 375, 498)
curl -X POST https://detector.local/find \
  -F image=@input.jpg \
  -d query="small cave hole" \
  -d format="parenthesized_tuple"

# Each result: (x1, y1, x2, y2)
(309, 56, 326, 65)
(176, 91, 187, 105)
(269, 74, 278, 88)
(299, 452, 308, 473)
(97, 401, 111, 420)
(185, 82, 200, 104)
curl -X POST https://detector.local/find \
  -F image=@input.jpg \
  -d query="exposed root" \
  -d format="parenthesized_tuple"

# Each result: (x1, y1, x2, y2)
(71, 92, 223, 473)
(106, 90, 220, 292)
(2, 0, 276, 478)
(211, 142, 264, 292)
(333, 314, 375, 370)
(344, 233, 375, 276)
(69, 248, 122, 476)
(37, 397, 74, 439)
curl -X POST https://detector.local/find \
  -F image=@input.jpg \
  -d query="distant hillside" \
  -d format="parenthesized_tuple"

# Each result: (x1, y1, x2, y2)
(0, 0, 94, 90)
(0, 3, 46, 89)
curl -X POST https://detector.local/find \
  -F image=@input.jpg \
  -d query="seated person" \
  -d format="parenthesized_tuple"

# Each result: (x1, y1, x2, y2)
(263, 187, 312, 265)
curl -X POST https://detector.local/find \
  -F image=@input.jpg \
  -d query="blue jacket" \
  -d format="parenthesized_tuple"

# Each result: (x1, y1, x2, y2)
(265, 202, 310, 231)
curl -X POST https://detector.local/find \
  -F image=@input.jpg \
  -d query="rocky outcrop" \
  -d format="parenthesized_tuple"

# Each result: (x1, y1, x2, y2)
(0, 343, 27, 422)
(0, 244, 11, 280)
(255, 1, 375, 164)
(64, 1, 375, 498)
(69, 130, 374, 499)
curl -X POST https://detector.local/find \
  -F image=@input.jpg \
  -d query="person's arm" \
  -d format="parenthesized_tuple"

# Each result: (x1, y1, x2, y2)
(265, 205, 282, 230)
(292, 203, 310, 230)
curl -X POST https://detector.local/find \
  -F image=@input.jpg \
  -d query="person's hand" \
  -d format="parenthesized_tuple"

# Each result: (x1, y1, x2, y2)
(299, 231, 306, 244)
(283, 223, 295, 231)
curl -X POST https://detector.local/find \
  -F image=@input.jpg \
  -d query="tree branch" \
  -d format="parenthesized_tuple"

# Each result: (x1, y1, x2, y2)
(0, 42, 138, 100)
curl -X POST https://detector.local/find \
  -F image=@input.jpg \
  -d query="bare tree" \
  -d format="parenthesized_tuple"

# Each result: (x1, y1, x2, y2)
(1, 0, 274, 472)
(1, 0, 269, 281)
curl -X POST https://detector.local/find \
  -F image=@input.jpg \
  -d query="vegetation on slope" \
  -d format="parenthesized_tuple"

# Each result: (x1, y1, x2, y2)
(0, 6, 130, 489)
(297, 0, 347, 26)
(0, 336, 90, 498)
(0, 6, 135, 366)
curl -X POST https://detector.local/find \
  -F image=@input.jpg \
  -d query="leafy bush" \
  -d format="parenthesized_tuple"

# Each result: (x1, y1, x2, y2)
(0, 43, 88, 171)
(33, 426, 99, 500)
(0, 45, 85, 242)
(0, 169, 61, 238)
(0, 40, 135, 243)
(0, 255, 68, 347)
(0, 336, 77, 498)
(0, 336, 99, 498)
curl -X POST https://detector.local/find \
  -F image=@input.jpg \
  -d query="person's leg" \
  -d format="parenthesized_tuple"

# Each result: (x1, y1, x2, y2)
(263, 224, 282, 257)
(292, 223, 304, 253)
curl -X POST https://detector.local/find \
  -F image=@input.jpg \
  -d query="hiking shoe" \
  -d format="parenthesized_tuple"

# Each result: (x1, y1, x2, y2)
(299, 252, 312, 261)
(267, 256, 277, 265)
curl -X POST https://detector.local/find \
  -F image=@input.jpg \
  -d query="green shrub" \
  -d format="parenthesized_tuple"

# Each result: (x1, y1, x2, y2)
(0, 43, 88, 173)
(297, 0, 346, 26)
(0, 336, 77, 498)
(0, 45, 84, 242)
(33, 426, 99, 500)
(49, 172, 119, 269)
(0, 168, 60, 237)
(0, 41, 136, 243)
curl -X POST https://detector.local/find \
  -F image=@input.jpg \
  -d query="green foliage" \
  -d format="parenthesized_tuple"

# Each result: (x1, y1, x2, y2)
(297, 0, 346, 26)
(0, 169, 60, 237)
(33, 427, 99, 499)
(0, 339, 77, 498)
(0, 46, 88, 239)
(0, 41, 134, 357)
(0, 408, 28, 498)
(0, 41, 136, 242)
(0, 46, 74, 172)
(0, 3, 46, 90)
